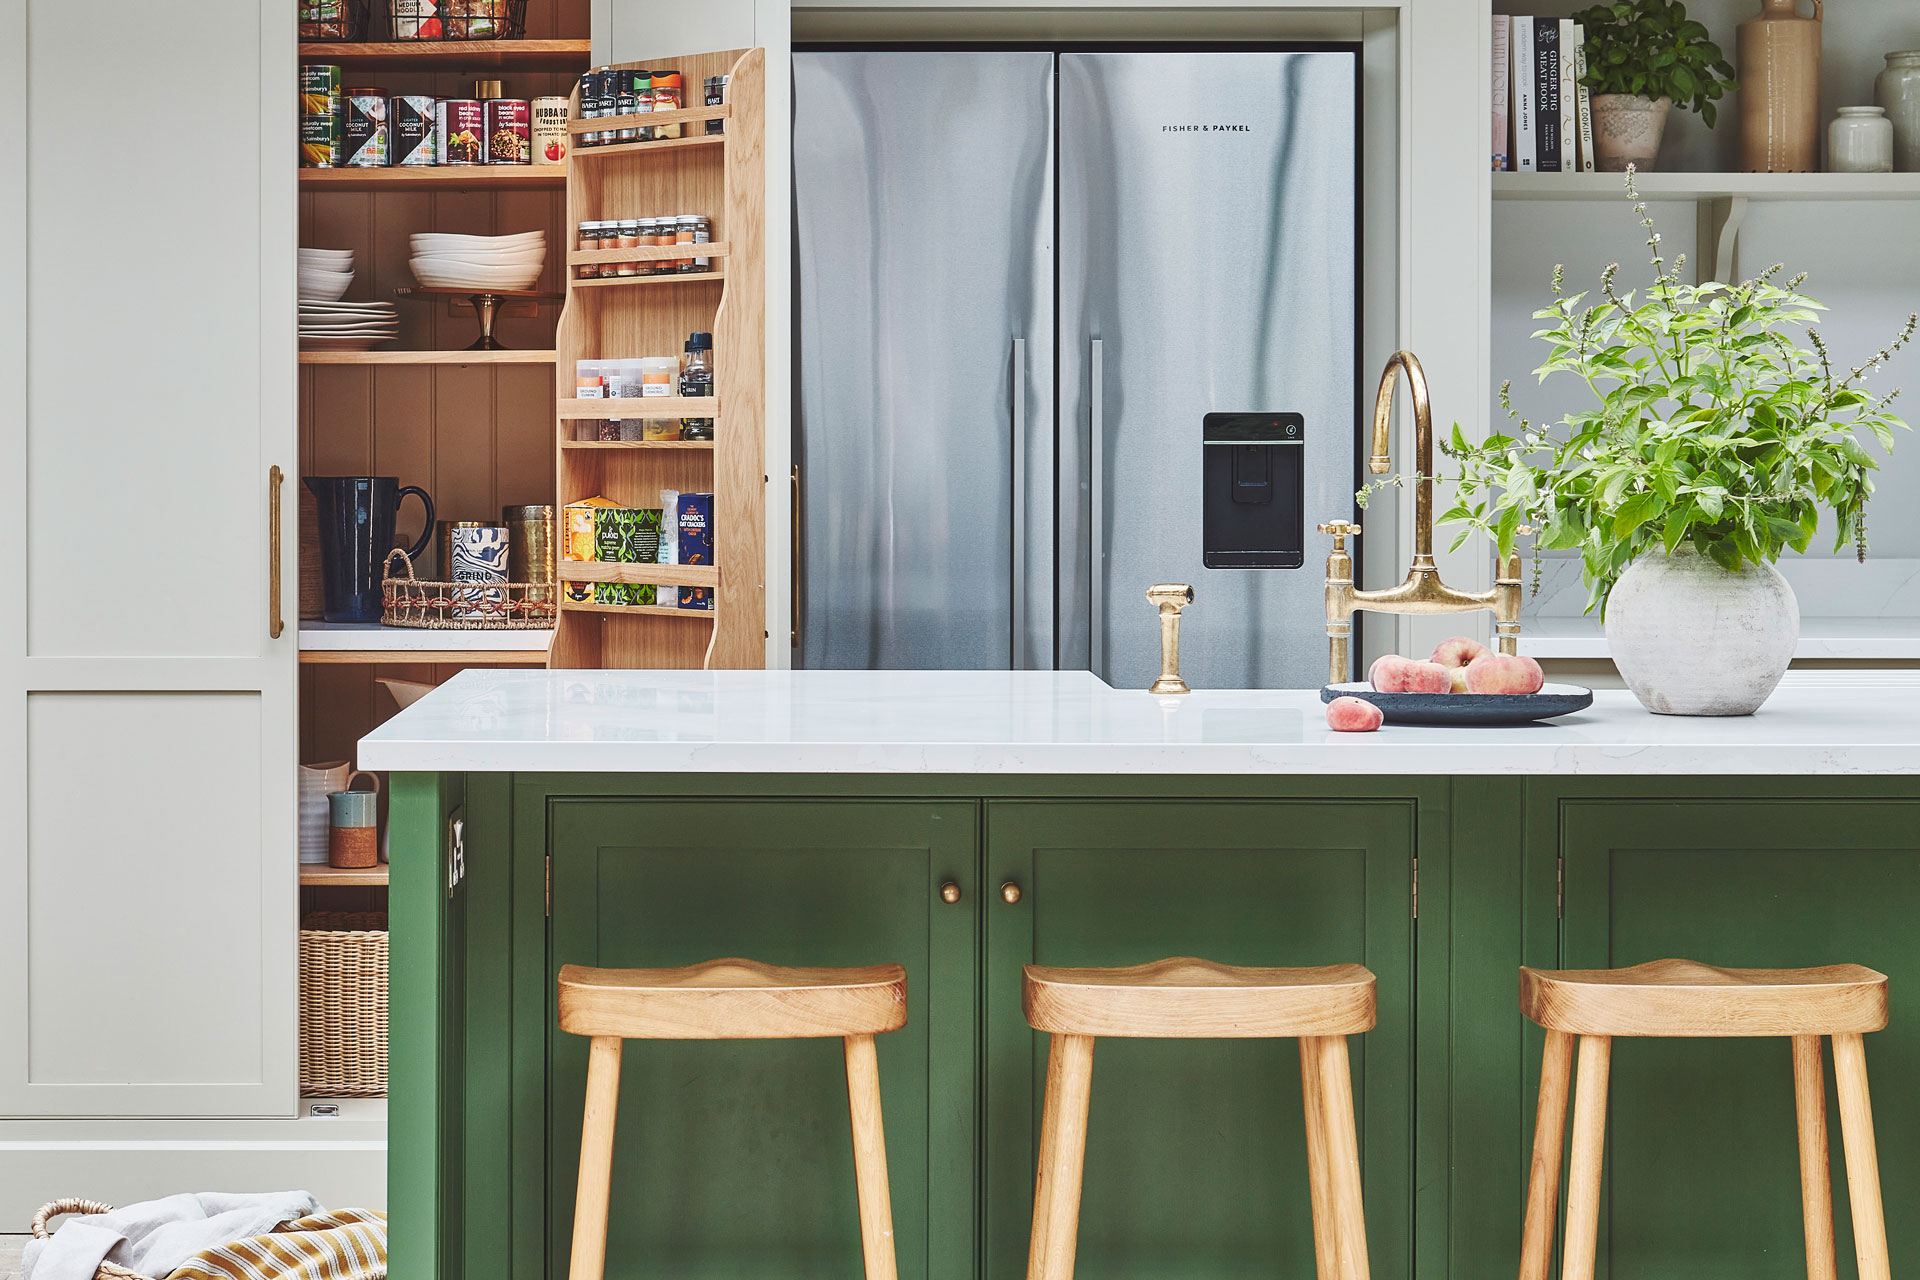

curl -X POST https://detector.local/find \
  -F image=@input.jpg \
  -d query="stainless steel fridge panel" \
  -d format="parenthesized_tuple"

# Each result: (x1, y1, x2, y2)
(793, 51, 1056, 670)
(1058, 51, 1359, 690)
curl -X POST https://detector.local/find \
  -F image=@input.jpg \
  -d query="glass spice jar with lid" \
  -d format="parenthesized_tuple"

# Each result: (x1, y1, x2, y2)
(614, 220, 642, 276)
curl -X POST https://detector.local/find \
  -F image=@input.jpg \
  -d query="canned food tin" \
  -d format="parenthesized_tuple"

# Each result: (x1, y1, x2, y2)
(343, 92, 389, 167)
(532, 96, 569, 165)
(300, 113, 342, 167)
(438, 99, 486, 165)
(299, 64, 343, 115)
(485, 99, 531, 165)
(391, 94, 435, 166)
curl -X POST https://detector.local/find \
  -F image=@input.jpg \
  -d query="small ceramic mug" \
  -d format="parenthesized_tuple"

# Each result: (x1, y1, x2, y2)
(327, 774, 381, 869)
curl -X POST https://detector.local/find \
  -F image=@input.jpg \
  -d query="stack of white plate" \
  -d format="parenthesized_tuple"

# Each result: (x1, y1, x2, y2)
(300, 299, 400, 350)
(409, 230, 546, 291)
(299, 247, 355, 302)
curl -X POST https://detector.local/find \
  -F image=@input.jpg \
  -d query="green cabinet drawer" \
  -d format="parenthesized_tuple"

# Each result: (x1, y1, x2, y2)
(1554, 797, 1920, 1280)
(983, 799, 1417, 1280)
(546, 798, 978, 1280)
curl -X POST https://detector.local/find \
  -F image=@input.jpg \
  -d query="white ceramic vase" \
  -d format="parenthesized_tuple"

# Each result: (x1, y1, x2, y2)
(1590, 94, 1673, 171)
(1876, 51, 1920, 171)
(1829, 105, 1894, 173)
(1604, 545, 1799, 716)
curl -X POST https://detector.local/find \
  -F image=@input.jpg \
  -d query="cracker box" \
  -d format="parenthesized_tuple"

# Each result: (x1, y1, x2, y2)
(676, 492, 714, 610)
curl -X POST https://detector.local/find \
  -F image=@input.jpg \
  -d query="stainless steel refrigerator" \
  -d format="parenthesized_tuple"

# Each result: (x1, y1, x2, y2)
(794, 48, 1359, 690)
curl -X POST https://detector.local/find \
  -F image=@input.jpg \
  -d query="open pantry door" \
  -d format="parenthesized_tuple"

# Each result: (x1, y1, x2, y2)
(0, 0, 299, 1118)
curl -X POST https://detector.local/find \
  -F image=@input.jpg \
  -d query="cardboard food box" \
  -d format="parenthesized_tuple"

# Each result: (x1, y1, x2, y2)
(593, 505, 662, 607)
(675, 492, 714, 611)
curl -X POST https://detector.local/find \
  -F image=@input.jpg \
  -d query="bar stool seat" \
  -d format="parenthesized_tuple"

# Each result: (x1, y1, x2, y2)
(1022, 957, 1379, 1280)
(1024, 957, 1377, 1038)
(558, 958, 909, 1280)
(1520, 959, 1887, 1038)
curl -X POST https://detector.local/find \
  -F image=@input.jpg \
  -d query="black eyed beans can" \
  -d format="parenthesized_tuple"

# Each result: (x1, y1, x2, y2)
(392, 94, 436, 166)
(485, 99, 531, 165)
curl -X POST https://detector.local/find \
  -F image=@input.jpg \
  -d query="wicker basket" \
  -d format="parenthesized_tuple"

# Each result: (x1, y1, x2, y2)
(381, 548, 556, 629)
(30, 1201, 152, 1280)
(299, 912, 389, 1098)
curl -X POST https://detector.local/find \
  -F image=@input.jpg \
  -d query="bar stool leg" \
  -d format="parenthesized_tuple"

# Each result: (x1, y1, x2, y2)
(1314, 1034, 1371, 1280)
(1519, 1031, 1576, 1280)
(1027, 1033, 1096, 1280)
(844, 1033, 900, 1280)
(1832, 1033, 1893, 1280)
(1791, 1035, 1838, 1280)
(566, 1036, 624, 1280)
(1300, 1039, 1336, 1280)
(1559, 1035, 1610, 1280)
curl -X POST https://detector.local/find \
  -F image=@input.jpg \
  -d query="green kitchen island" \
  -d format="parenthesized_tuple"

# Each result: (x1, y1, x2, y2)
(358, 669, 1920, 1280)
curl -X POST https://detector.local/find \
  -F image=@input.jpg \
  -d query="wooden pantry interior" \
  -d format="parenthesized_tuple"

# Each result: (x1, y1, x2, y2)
(296, 2, 765, 1097)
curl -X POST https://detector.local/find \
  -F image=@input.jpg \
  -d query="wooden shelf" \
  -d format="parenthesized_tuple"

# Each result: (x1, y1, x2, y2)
(561, 599, 718, 620)
(298, 621, 553, 665)
(300, 349, 556, 365)
(570, 267, 724, 289)
(569, 243, 730, 266)
(1494, 172, 1920, 202)
(570, 104, 729, 137)
(560, 561, 718, 588)
(300, 166, 565, 191)
(569, 133, 726, 161)
(299, 39, 592, 71)
(561, 439, 714, 450)
(299, 863, 391, 887)
(301, 647, 550, 664)
(558, 396, 719, 419)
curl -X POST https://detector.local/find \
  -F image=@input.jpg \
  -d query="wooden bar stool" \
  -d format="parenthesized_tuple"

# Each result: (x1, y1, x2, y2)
(1021, 956, 1378, 1280)
(557, 958, 909, 1280)
(1518, 959, 1892, 1280)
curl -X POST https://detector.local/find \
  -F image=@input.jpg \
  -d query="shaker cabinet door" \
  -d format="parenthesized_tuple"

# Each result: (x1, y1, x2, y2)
(0, 0, 298, 1116)
(546, 799, 978, 1280)
(983, 799, 1416, 1280)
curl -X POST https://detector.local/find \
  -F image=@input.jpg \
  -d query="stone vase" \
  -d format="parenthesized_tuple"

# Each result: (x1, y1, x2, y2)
(1604, 545, 1800, 717)
(1875, 51, 1920, 171)
(1739, 0, 1823, 172)
(1829, 106, 1894, 173)
(1591, 95, 1673, 171)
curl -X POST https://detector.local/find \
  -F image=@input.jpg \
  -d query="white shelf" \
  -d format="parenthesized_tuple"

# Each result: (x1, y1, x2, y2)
(1494, 172, 1920, 202)
(298, 621, 555, 653)
(1520, 616, 1920, 661)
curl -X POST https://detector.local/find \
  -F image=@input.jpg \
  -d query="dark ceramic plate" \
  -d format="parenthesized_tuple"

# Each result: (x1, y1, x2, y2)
(1321, 682, 1595, 727)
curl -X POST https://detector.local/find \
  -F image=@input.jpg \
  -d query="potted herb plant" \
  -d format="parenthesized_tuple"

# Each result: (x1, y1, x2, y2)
(1574, 0, 1737, 170)
(1365, 172, 1913, 716)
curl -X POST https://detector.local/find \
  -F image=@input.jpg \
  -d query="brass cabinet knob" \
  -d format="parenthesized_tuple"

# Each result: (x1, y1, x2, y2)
(1001, 882, 1022, 905)
(940, 881, 962, 905)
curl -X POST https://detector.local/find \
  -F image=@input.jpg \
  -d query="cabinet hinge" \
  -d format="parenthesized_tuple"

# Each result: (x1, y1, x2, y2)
(1556, 856, 1565, 919)
(545, 855, 552, 917)
(1411, 857, 1419, 919)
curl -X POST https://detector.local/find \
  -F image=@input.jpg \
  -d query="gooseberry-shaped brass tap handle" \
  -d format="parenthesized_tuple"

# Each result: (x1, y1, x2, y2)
(1146, 584, 1195, 695)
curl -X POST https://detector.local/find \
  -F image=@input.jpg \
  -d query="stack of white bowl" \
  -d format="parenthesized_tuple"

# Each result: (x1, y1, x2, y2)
(299, 247, 398, 350)
(409, 231, 547, 291)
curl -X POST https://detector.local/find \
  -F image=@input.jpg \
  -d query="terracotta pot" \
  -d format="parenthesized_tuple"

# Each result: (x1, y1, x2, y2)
(1604, 545, 1800, 717)
(1739, 0, 1823, 172)
(1590, 95, 1673, 171)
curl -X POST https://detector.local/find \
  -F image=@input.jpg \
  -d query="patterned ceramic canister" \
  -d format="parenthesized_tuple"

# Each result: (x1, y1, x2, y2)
(451, 524, 510, 619)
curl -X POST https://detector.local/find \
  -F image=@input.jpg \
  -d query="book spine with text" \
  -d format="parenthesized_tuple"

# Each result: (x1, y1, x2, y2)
(1573, 23, 1596, 171)
(1492, 15, 1511, 171)
(1512, 16, 1537, 172)
(1534, 18, 1562, 172)
(1559, 20, 1579, 171)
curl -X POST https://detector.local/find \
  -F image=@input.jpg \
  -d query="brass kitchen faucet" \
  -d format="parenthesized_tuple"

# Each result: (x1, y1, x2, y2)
(1319, 350, 1524, 686)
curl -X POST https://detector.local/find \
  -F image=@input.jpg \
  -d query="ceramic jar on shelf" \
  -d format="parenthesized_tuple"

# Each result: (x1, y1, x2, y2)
(1877, 51, 1920, 171)
(1738, 0, 1823, 172)
(1830, 106, 1894, 173)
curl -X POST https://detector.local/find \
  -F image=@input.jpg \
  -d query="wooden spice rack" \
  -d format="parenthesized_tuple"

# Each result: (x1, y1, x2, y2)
(550, 47, 765, 670)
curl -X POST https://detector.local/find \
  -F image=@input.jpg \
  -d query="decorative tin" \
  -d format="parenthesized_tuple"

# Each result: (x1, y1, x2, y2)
(450, 525, 509, 619)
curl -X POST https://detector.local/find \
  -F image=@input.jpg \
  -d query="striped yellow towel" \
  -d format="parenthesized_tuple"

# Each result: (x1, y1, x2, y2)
(166, 1209, 386, 1280)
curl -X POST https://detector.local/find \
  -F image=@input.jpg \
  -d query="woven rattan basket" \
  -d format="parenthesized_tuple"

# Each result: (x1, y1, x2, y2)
(380, 548, 557, 629)
(30, 1201, 151, 1280)
(299, 912, 389, 1097)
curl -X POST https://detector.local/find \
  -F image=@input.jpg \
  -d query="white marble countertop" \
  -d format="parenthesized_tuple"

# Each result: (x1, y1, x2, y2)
(355, 668, 1920, 776)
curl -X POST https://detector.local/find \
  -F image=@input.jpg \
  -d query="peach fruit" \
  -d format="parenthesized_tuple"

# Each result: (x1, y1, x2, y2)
(1326, 696, 1384, 732)
(1370, 654, 1452, 694)
(1464, 652, 1545, 695)
(1430, 635, 1491, 671)
(1449, 665, 1471, 694)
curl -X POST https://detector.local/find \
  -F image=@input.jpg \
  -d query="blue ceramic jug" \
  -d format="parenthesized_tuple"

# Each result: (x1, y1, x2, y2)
(304, 476, 435, 623)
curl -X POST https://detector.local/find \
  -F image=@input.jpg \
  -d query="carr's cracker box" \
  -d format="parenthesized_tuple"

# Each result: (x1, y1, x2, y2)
(676, 492, 714, 610)
(562, 497, 620, 602)
(593, 506, 662, 606)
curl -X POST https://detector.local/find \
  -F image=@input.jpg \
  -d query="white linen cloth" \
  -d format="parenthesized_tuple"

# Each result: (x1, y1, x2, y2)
(25, 1192, 321, 1280)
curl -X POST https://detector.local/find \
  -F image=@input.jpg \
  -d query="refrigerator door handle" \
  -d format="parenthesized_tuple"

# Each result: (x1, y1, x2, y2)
(1011, 337, 1028, 669)
(1089, 337, 1106, 677)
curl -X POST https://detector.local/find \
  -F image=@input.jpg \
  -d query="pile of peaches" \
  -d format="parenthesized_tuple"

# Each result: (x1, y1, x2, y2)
(1327, 637, 1545, 733)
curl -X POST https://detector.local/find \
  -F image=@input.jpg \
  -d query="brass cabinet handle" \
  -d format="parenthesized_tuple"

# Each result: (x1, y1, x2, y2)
(939, 881, 961, 905)
(1001, 881, 1022, 905)
(269, 465, 285, 639)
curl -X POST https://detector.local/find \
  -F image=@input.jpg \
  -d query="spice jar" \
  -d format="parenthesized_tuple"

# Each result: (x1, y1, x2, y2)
(650, 71, 683, 138)
(615, 68, 643, 143)
(651, 216, 677, 271)
(615, 220, 642, 276)
(704, 75, 728, 135)
(688, 214, 712, 272)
